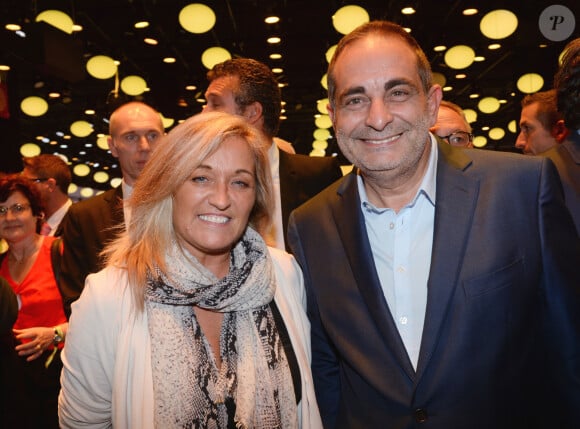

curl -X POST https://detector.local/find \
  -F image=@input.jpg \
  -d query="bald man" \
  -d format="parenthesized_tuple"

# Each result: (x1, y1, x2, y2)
(57, 102, 164, 315)
(430, 100, 474, 148)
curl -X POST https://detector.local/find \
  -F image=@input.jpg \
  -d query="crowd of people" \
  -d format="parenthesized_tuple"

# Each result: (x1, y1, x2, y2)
(0, 20, 578, 429)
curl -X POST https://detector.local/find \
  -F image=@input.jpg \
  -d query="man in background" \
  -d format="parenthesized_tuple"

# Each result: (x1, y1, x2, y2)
(515, 89, 568, 155)
(204, 58, 342, 250)
(430, 100, 473, 147)
(550, 37, 580, 233)
(21, 154, 72, 236)
(58, 101, 164, 315)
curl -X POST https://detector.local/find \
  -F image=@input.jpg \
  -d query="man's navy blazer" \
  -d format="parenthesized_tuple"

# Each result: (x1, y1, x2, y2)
(288, 141, 580, 428)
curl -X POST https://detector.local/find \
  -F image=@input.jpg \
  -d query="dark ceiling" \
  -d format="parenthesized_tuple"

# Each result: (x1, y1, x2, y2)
(0, 0, 578, 191)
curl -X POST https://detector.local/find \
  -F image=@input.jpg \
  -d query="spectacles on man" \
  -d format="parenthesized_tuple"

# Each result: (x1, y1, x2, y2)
(438, 131, 474, 147)
(0, 203, 31, 217)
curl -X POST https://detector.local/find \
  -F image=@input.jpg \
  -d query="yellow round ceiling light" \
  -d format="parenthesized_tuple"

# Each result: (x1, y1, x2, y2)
(36, 10, 74, 34)
(516, 73, 544, 94)
(86, 55, 117, 79)
(121, 75, 147, 95)
(70, 120, 93, 137)
(19, 143, 41, 157)
(179, 4, 216, 34)
(480, 9, 518, 40)
(201, 47, 231, 69)
(315, 114, 332, 129)
(478, 97, 500, 114)
(332, 5, 369, 35)
(444, 45, 476, 69)
(21, 96, 48, 117)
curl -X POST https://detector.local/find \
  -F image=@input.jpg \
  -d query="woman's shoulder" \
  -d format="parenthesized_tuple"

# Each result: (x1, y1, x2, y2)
(268, 247, 299, 275)
(83, 266, 131, 302)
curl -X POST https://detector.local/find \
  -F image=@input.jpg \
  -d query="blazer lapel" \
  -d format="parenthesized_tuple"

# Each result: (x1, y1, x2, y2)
(415, 142, 480, 378)
(332, 172, 416, 377)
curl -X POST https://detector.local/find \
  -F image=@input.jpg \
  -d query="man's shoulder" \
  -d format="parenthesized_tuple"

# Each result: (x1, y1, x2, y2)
(68, 187, 120, 213)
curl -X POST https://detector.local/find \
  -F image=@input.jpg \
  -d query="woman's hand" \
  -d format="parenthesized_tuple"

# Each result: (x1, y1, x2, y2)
(13, 326, 53, 362)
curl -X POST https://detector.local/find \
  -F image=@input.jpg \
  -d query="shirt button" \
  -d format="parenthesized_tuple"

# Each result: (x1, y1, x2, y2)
(399, 316, 408, 325)
(389, 222, 395, 229)
(414, 408, 428, 423)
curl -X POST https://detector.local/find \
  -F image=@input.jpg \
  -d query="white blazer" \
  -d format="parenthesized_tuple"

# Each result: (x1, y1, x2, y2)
(58, 247, 322, 429)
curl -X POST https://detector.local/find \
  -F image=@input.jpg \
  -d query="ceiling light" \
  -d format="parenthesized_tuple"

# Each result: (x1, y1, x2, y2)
(21, 96, 49, 117)
(265, 16, 280, 24)
(488, 43, 501, 50)
(73, 164, 91, 177)
(179, 4, 216, 34)
(469, 93, 480, 99)
(72, 24, 82, 32)
(463, 109, 478, 123)
(15, 30, 26, 38)
(401, 7, 416, 15)
(185, 85, 197, 90)
(163, 57, 176, 63)
(70, 120, 93, 137)
(96, 136, 109, 150)
(332, 5, 369, 35)
(474, 56, 485, 62)
(144, 38, 158, 45)
(110, 178, 122, 188)
(444, 45, 475, 69)
(516, 73, 544, 93)
(508, 120, 517, 133)
(48, 92, 60, 98)
(269, 53, 282, 60)
(433, 45, 447, 52)
(317, 99, 329, 114)
(201, 47, 231, 69)
(267, 36, 281, 44)
(312, 140, 328, 150)
(161, 115, 175, 129)
(86, 55, 117, 79)
(80, 188, 95, 198)
(313, 128, 331, 140)
(478, 97, 500, 113)
(85, 109, 95, 115)
(0, 65, 10, 71)
(272, 67, 283, 73)
(403, 27, 412, 33)
(20, 143, 41, 157)
(5, 24, 21, 31)
(320, 73, 328, 90)
(121, 75, 148, 95)
(443, 86, 453, 91)
(325, 45, 337, 63)
(135, 21, 149, 29)
(480, 10, 518, 39)
(488, 128, 505, 140)
(463, 9, 478, 16)
(315, 115, 332, 129)
(36, 10, 74, 34)
(93, 171, 109, 183)
(455, 74, 467, 79)
(473, 136, 487, 148)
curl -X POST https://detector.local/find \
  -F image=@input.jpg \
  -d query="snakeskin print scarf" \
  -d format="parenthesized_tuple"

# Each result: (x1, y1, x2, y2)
(145, 227, 297, 429)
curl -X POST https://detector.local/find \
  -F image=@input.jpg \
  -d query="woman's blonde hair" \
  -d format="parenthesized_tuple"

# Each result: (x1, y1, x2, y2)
(103, 112, 274, 310)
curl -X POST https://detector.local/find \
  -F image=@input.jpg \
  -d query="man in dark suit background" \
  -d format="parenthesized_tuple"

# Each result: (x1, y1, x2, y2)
(548, 37, 580, 234)
(204, 58, 343, 250)
(288, 21, 580, 428)
(58, 101, 164, 315)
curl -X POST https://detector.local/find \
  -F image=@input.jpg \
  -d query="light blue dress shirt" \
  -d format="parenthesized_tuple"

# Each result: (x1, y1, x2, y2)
(357, 135, 438, 369)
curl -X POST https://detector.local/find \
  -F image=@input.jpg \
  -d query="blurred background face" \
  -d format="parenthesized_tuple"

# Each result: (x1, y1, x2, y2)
(20, 167, 51, 205)
(515, 102, 558, 155)
(108, 104, 164, 186)
(204, 75, 243, 116)
(172, 136, 257, 266)
(0, 191, 36, 243)
(431, 106, 473, 147)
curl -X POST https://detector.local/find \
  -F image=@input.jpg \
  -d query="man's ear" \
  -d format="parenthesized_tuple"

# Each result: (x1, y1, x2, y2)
(46, 177, 57, 192)
(107, 136, 119, 158)
(242, 101, 263, 126)
(551, 119, 569, 143)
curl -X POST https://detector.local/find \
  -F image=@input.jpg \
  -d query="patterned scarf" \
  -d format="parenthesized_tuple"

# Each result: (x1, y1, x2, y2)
(146, 227, 298, 429)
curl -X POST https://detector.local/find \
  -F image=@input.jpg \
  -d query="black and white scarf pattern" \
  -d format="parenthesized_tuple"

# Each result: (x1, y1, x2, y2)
(146, 227, 298, 429)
